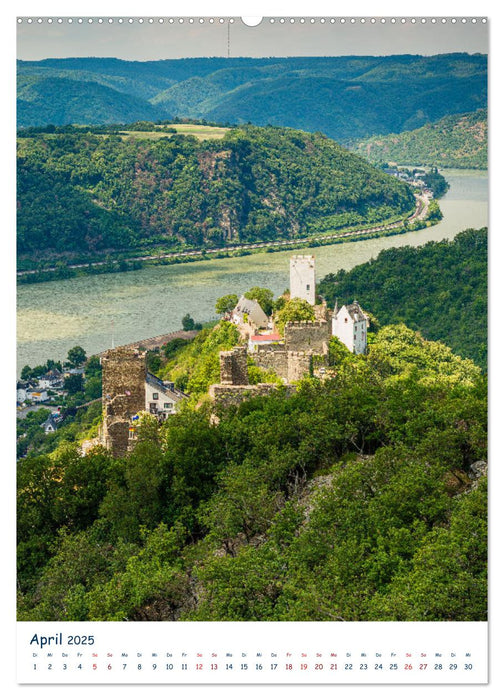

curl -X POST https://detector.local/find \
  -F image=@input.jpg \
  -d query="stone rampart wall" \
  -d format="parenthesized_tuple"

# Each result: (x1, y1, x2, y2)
(255, 345, 289, 378)
(286, 351, 312, 382)
(284, 320, 330, 353)
(219, 346, 248, 385)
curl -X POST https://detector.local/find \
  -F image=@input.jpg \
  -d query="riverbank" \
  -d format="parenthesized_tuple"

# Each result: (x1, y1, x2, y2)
(17, 196, 432, 285)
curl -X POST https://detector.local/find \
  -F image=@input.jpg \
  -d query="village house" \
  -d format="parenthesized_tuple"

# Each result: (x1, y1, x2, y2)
(64, 367, 85, 378)
(41, 414, 61, 434)
(27, 389, 49, 403)
(332, 300, 368, 354)
(145, 372, 188, 420)
(231, 295, 269, 329)
(38, 368, 64, 390)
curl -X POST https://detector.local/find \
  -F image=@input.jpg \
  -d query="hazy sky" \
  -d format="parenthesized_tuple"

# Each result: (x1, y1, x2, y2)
(17, 17, 488, 61)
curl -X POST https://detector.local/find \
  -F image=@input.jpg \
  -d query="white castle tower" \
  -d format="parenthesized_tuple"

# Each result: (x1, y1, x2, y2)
(290, 255, 316, 305)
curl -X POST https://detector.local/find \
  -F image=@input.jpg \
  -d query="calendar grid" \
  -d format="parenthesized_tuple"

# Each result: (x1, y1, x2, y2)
(18, 621, 488, 684)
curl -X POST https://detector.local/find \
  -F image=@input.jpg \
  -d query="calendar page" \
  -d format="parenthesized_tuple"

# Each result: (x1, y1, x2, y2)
(14, 3, 490, 691)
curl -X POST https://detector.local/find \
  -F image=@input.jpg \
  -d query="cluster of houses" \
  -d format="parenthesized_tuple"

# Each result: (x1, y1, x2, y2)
(16, 366, 87, 406)
(17, 367, 64, 405)
(16, 366, 86, 434)
(383, 165, 434, 198)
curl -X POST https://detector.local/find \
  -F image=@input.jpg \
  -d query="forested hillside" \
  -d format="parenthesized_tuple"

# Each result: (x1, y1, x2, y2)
(318, 228, 487, 370)
(17, 124, 415, 262)
(17, 323, 487, 622)
(350, 109, 487, 169)
(17, 54, 487, 140)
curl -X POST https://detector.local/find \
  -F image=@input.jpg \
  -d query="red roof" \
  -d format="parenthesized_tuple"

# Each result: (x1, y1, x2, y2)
(250, 334, 282, 342)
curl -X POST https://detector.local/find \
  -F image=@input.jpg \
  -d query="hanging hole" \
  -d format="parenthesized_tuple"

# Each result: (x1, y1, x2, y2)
(241, 17, 263, 27)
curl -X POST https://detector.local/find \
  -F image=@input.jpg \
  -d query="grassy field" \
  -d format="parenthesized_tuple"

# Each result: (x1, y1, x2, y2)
(121, 124, 230, 141)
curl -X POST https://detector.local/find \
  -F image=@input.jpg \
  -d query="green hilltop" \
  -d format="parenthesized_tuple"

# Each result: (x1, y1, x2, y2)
(17, 225, 488, 621)
(349, 109, 487, 169)
(17, 124, 415, 265)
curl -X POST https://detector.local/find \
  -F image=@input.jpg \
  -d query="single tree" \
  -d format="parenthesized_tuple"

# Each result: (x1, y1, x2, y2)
(64, 373, 84, 395)
(20, 365, 32, 381)
(67, 346, 87, 367)
(275, 298, 315, 335)
(215, 294, 238, 316)
(181, 314, 196, 331)
(244, 287, 274, 316)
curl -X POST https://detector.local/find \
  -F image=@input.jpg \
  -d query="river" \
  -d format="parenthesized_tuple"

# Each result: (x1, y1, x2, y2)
(16, 169, 487, 374)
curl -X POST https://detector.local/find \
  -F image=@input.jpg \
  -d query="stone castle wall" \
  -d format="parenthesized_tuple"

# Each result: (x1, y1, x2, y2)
(314, 301, 332, 323)
(254, 322, 330, 382)
(101, 348, 146, 457)
(99, 330, 198, 356)
(284, 320, 330, 354)
(219, 346, 248, 385)
(286, 351, 312, 382)
(254, 344, 289, 378)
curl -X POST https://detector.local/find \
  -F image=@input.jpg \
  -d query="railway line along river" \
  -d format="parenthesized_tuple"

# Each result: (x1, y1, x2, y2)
(17, 169, 487, 374)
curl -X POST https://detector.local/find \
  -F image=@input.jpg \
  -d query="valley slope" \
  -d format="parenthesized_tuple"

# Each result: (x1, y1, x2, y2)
(349, 109, 487, 169)
(318, 227, 488, 370)
(17, 124, 415, 264)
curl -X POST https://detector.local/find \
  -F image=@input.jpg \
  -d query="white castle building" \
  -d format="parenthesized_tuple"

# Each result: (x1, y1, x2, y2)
(332, 300, 368, 354)
(290, 255, 316, 305)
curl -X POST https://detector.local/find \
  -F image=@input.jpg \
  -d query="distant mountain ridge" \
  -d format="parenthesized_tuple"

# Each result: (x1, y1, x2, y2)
(17, 54, 487, 141)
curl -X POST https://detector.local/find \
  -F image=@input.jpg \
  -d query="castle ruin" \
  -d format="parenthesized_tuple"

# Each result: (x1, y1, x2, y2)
(219, 346, 249, 385)
(253, 319, 331, 382)
(101, 347, 147, 457)
(209, 345, 295, 408)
